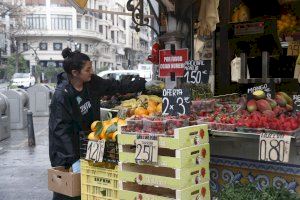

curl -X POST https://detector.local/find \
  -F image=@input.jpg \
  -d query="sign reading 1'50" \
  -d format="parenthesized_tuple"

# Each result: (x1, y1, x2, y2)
(184, 60, 211, 84)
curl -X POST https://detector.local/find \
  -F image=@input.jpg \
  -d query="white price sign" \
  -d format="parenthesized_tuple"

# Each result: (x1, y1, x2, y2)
(135, 139, 158, 163)
(85, 140, 105, 162)
(259, 133, 291, 163)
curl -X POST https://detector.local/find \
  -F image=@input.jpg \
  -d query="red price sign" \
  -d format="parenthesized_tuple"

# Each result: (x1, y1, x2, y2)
(159, 49, 189, 78)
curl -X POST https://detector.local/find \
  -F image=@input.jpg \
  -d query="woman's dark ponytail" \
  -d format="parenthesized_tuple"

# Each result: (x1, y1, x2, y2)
(61, 48, 90, 75)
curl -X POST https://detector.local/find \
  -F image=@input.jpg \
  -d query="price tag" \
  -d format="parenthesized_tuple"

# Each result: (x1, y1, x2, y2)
(135, 139, 158, 163)
(85, 140, 105, 162)
(259, 133, 291, 163)
(287, 41, 300, 56)
(293, 95, 300, 113)
(183, 60, 211, 84)
(162, 88, 191, 116)
(247, 82, 275, 100)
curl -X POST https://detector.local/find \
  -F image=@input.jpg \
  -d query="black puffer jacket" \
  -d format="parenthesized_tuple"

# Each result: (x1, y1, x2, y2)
(49, 72, 145, 167)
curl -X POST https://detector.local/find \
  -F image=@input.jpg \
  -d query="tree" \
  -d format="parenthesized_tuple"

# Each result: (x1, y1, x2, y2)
(6, 54, 29, 79)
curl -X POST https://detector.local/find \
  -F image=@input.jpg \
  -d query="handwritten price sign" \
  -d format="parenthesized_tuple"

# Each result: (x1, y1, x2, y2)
(184, 60, 211, 84)
(162, 89, 191, 116)
(259, 133, 291, 163)
(135, 139, 158, 163)
(288, 41, 300, 56)
(85, 140, 105, 162)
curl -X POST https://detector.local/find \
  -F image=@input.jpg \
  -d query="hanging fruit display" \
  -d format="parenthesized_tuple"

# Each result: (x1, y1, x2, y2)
(231, 3, 250, 23)
(277, 13, 298, 37)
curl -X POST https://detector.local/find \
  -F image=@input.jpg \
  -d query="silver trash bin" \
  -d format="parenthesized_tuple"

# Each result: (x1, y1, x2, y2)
(27, 84, 54, 116)
(0, 93, 10, 140)
(2, 88, 29, 130)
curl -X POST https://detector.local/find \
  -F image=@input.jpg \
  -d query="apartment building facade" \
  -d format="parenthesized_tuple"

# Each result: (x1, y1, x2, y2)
(14, 0, 152, 72)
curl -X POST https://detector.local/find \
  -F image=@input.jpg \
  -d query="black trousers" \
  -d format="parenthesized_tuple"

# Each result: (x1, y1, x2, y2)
(52, 192, 81, 200)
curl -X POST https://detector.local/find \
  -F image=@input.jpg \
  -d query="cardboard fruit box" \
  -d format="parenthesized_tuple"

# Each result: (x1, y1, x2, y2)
(48, 167, 81, 197)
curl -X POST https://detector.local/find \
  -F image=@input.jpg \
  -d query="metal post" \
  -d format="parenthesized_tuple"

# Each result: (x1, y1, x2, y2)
(262, 51, 269, 82)
(27, 111, 35, 147)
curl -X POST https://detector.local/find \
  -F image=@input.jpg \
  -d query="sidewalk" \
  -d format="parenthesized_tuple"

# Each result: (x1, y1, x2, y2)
(0, 117, 53, 200)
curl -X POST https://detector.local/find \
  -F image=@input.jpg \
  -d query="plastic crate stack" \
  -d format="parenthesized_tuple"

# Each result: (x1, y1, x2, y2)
(118, 124, 211, 200)
(79, 132, 119, 200)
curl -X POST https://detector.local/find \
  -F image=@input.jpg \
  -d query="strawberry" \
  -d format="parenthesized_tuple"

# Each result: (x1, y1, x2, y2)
(201, 187, 207, 197)
(201, 168, 206, 178)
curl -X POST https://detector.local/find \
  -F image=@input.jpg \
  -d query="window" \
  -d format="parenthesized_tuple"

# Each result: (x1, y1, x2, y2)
(51, 15, 72, 30)
(77, 17, 81, 29)
(50, 0, 70, 7)
(39, 43, 48, 50)
(85, 44, 88, 52)
(112, 14, 114, 25)
(106, 26, 108, 39)
(85, 17, 89, 29)
(98, 6, 103, 19)
(111, 31, 115, 42)
(119, 18, 125, 29)
(94, 20, 97, 30)
(53, 43, 62, 51)
(25, 0, 46, 6)
(26, 14, 47, 30)
(75, 43, 81, 51)
(99, 25, 103, 33)
(23, 43, 29, 51)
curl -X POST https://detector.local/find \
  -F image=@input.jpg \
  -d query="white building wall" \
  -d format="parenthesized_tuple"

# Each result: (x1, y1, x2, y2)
(13, 0, 153, 72)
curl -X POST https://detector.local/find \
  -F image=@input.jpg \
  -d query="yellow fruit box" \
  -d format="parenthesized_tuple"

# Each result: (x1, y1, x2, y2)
(119, 162, 210, 190)
(119, 181, 210, 200)
(118, 124, 209, 150)
(119, 143, 210, 169)
(80, 159, 118, 200)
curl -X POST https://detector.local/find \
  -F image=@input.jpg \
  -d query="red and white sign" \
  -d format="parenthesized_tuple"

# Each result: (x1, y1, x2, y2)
(159, 48, 189, 78)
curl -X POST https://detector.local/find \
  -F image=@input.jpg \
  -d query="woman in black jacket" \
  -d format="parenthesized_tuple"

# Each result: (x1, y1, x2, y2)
(49, 48, 145, 200)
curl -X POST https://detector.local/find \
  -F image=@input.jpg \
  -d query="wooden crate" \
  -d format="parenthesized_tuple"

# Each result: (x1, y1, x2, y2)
(118, 124, 209, 150)
(119, 181, 210, 200)
(119, 143, 210, 169)
(119, 162, 210, 190)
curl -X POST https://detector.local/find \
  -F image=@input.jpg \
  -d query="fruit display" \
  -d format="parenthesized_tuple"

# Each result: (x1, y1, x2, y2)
(117, 94, 162, 117)
(277, 13, 298, 36)
(191, 99, 216, 113)
(121, 116, 143, 133)
(231, 3, 250, 23)
(181, 83, 213, 100)
(165, 115, 189, 135)
(143, 117, 166, 134)
(145, 80, 165, 93)
(87, 114, 126, 142)
(100, 93, 137, 109)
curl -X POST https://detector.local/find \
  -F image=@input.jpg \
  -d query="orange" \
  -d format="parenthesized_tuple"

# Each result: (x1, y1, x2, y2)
(147, 105, 156, 115)
(111, 117, 119, 123)
(156, 103, 162, 113)
(148, 100, 158, 108)
(90, 120, 100, 132)
(118, 119, 126, 126)
(88, 132, 99, 141)
(100, 131, 106, 140)
(111, 132, 118, 142)
(134, 107, 149, 116)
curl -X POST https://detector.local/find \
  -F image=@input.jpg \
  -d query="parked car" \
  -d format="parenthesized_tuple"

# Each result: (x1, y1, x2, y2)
(98, 69, 152, 82)
(97, 70, 141, 81)
(11, 73, 36, 88)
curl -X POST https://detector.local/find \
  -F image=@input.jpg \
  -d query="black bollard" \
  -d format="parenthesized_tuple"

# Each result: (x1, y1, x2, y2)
(27, 111, 35, 147)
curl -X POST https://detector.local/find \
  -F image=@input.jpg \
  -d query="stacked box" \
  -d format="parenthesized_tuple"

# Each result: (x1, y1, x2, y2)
(80, 159, 119, 200)
(118, 124, 211, 200)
